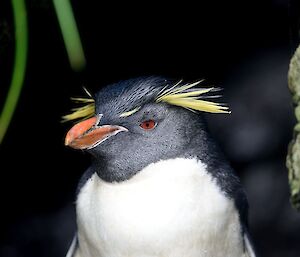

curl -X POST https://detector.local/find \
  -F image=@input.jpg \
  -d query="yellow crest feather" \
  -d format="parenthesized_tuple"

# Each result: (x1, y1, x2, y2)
(61, 88, 95, 122)
(120, 107, 141, 117)
(62, 80, 229, 123)
(156, 80, 230, 114)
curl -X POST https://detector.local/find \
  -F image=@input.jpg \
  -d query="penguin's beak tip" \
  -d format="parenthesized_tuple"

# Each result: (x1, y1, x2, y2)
(65, 116, 98, 148)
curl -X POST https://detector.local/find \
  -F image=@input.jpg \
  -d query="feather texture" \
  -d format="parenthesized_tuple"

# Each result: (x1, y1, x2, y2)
(156, 80, 230, 114)
(120, 107, 141, 117)
(62, 88, 95, 122)
(62, 80, 230, 123)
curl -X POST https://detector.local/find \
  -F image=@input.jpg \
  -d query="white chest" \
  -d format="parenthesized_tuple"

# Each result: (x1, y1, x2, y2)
(76, 158, 244, 257)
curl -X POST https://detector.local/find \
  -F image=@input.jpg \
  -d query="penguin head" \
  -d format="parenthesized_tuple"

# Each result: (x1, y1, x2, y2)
(64, 76, 229, 182)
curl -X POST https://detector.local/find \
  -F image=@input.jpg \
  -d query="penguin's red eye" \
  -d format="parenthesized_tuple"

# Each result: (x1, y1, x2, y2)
(140, 120, 156, 130)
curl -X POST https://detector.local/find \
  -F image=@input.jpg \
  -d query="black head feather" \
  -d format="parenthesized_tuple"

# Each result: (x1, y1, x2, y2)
(94, 76, 168, 117)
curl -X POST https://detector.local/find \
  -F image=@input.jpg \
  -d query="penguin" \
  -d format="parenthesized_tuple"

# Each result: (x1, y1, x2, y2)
(63, 76, 256, 257)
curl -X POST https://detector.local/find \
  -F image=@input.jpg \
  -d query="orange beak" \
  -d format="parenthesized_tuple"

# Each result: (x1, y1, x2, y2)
(65, 115, 127, 150)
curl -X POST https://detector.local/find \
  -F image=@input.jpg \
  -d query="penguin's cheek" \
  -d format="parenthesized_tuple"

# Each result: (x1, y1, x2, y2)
(65, 116, 128, 150)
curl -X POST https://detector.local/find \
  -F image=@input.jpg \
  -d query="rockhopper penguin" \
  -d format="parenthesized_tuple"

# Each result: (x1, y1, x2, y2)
(63, 77, 256, 257)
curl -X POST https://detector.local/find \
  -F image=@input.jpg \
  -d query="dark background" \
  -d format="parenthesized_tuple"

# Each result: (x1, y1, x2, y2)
(0, 0, 299, 256)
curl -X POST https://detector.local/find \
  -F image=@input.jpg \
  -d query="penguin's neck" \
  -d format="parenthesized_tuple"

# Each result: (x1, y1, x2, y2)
(76, 157, 244, 257)
(92, 125, 224, 184)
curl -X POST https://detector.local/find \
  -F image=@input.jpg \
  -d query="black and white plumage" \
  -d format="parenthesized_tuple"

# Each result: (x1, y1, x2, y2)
(64, 77, 256, 257)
